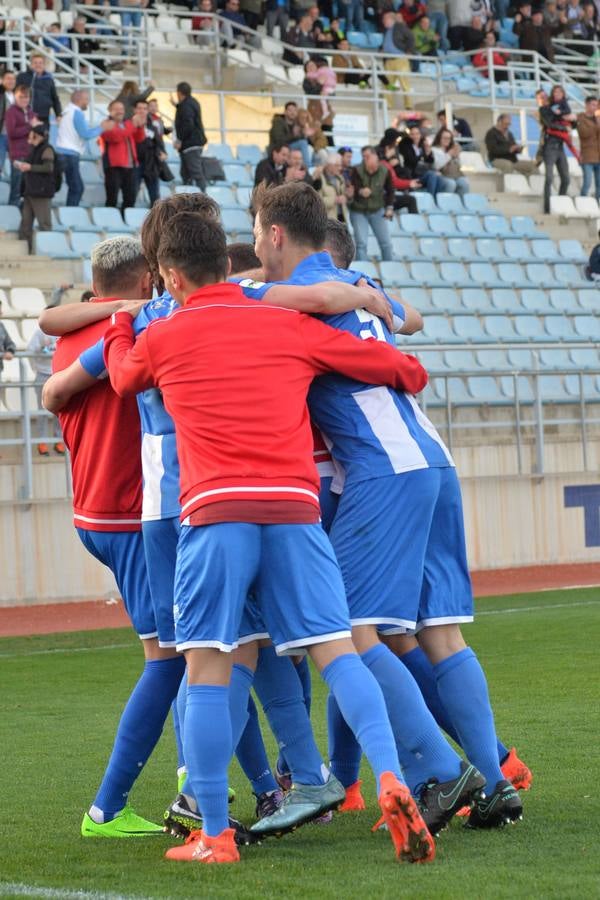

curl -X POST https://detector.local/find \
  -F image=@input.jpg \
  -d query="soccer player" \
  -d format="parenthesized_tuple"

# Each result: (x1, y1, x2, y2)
(42, 237, 186, 837)
(239, 183, 522, 833)
(102, 209, 435, 866)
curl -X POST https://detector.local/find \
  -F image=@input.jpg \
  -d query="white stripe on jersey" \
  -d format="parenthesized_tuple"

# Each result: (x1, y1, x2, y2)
(141, 433, 165, 521)
(74, 514, 141, 525)
(352, 387, 430, 474)
(407, 395, 455, 466)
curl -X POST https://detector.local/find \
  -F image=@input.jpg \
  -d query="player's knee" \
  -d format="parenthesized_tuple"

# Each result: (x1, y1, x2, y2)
(418, 624, 466, 663)
(381, 632, 419, 657)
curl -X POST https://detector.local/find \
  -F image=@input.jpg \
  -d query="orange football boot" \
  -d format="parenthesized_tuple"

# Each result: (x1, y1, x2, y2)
(378, 772, 435, 864)
(165, 827, 239, 864)
(339, 780, 366, 812)
(501, 747, 533, 792)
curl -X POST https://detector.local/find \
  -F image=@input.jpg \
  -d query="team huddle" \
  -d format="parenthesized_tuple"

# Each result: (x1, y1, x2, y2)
(41, 182, 531, 867)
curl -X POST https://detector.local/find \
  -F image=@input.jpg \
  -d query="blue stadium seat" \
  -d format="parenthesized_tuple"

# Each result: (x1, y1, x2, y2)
(507, 348, 534, 368)
(503, 238, 532, 262)
(35, 231, 79, 258)
(521, 288, 551, 313)
(400, 286, 431, 310)
(483, 315, 519, 342)
(539, 348, 573, 369)
(429, 214, 458, 236)
(378, 261, 411, 285)
(475, 348, 511, 370)
(456, 215, 486, 237)
(558, 239, 587, 263)
(430, 288, 463, 312)
(530, 240, 560, 262)
(564, 373, 600, 400)
(490, 288, 523, 313)
(51, 184, 68, 207)
(57, 206, 96, 231)
(554, 263, 588, 286)
(525, 263, 559, 287)
(538, 374, 570, 402)
(461, 287, 490, 311)
(81, 184, 106, 208)
(367, 235, 383, 260)
(483, 215, 511, 237)
(443, 348, 478, 369)
(236, 144, 262, 165)
(235, 185, 252, 208)
(51, 209, 68, 232)
(514, 315, 546, 340)
(469, 262, 503, 287)
(223, 164, 252, 186)
(436, 193, 464, 215)
(398, 213, 429, 236)
(500, 374, 535, 403)
(352, 260, 379, 280)
(175, 184, 201, 194)
(440, 261, 471, 285)
(498, 262, 528, 286)
(475, 238, 505, 261)
(347, 30, 369, 48)
(576, 289, 600, 311)
(448, 237, 477, 260)
(206, 185, 238, 208)
(511, 215, 541, 237)
(574, 315, 600, 340)
(467, 376, 504, 403)
(446, 376, 472, 403)
(548, 288, 580, 313)
(412, 192, 436, 214)
(421, 315, 460, 343)
(394, 236, 422, 259)
(71, 231, 102, 256)
(570, 348, 600, 368)
(221, 208, 252, 234)
(80, 161, 102, 184)
(206, 143, 235, 162)
(544, 316, 577, 341)
(410, 261, 443, 286)
(462, 193, 489, 214)
(418, 237, 446, 260)
(0, 183, 9, 204)
(0, 205, 21, 231)
(91, 207, 129, 233)
(124, 208, 148, 231)
(418, 349, 446, 370)
(453, 315, 492, 342)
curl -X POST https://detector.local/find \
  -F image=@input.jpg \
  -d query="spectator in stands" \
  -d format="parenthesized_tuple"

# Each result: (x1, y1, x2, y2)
(349, 145, 394, 261)
(285, 150, 314, 183)
(133, 99, 167, 207)
(57, 89, 113, 207)
(240, 0, 262, 30)
(27, 319, 64, 456)
(0, 299, 16, 385)
(5, 85, 40, 207)
(377, 129, 420, 213)
(540, 84, 575, 213)
(283, 14, 316, 63)
(576, 4, 600, 51)
(426, 0, 450, 50)
(265, 0, 290, 38)
(114, 80, 155, 120)
(382, 10, 415, 110)
(332, 39, 370, 86)
(101, 100, 146, 212)
(221, 0, 261, 47)
(297, 106, 330, 161)
(400, 0, 428, 29)
(69, 16, 105, 73)
(268, 101, 311, 167)
(148, 98, 171, 138)
(254, 142, 289, 185)
(15, 124, 57, 252)
(16, 54, 61, 126)
(172, 81, 207, 191)
(436, 108, 475, 149)
(431, 127, 470, 195)
(338, 0, 364, 32)
(43, 23, 71, 67)
(473, 31, 509, 81)
(0, 70, 16, 176)
(577, 96, 600, 200)
(303, 57, 336, 121)
(514, 6, 563, 61)
(485, 113, 537, 175)
(448, 0, 494, 50)
(338, 145, 354, 188)
(398, 123, 446, 196)
(412, 15, 441, 57)
(191, 0, 218, 45)
(117, 0, 144, 58)
(315, 152, 349, 222)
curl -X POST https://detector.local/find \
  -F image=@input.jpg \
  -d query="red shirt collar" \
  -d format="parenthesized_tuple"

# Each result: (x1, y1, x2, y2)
(183, 282, 247, 308)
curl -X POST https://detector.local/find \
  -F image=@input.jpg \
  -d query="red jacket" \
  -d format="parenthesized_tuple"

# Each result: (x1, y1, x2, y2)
(398, 1, 427, 27)
(473, 49, 507, 78)
(101, 120, 145, 168)
(104, 282, 427, 522)
(381, 158, 413, 191)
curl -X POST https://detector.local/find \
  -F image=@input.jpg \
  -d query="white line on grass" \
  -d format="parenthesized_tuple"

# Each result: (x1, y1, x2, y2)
(1, 598, 599, 661)
(0, 883, 150, 900)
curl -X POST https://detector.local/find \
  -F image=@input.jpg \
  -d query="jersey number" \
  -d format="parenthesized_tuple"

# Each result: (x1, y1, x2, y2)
(356, 308, 386, 343)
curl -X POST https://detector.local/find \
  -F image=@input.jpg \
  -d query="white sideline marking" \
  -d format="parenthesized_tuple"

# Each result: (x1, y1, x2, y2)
(1, 598, 599, 661)
(0, 883, 148, 900)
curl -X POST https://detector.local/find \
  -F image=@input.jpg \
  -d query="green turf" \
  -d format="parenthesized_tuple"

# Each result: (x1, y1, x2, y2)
(1, 587, 599, 899)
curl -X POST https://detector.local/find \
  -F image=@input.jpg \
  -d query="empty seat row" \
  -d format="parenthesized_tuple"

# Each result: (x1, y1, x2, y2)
(358, 259, 589, 289)
(423, 373, 600, 406)
(366, 236, 587, 265)
(396, 286, 600, 316)
(550, 195, 600, 219)
(0, 287, 46, 316)
(396, 213, 543, 240)
(411, 192, 490, 215)
(417, 347, 600, 372)
(407, 313, 600, 344)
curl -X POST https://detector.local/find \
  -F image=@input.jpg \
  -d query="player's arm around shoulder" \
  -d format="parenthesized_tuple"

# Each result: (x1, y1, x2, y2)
(263, 281, 394, 329)
(39, 298, 134, 337)
(104, 310, 156, 397)
(385, 289, 423, 335)
(298, 315, 428, 395)
(42, 360, 98, 414)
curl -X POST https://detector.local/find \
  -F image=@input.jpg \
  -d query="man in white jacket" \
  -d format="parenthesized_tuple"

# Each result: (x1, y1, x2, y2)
(56, 90, 113, 207)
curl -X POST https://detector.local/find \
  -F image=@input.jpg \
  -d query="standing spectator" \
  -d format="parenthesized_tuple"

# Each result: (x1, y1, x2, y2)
(101, 100, 146, 212)
(398, 123, 446, 196)
(431, 127, 470, 195)
(540, 84, 575, 213)
(337, 0, 364, 32)
(349, 145, 394, 261)
(56, 89, 113, 207)
(254, 143, 289, 185)
(315, 152, 350, 222)
(283, 14, 316, 64)
(265, 0, 290, 38)
(68, 15, 106, 73)
(132, 99, 166, 207)
(303, 58, 336, 120)
(0, 299, 16, 388)
(412, 15, 441, 57)
(117, 0, 144, 58)
(15, 53, 62, 125)
(426, 0, 450, 50)
(27, 319, 64, 456)
(15, 124, 57, 253)
(0, 70, 16, 176)
(485, 113, 537, 174)
(268, 101, 311, 167)
(514, 6, 564, 61)
(400, 0, 428, 28)
(148, 98, 171, 139)
(5, 85, 40, 207)
(114, 80, 154, 120)
(377, 129, 420, 213)
(577, 96, 600, 200)
(382, 11, 414, 110)
(172, 81, 207, 191)
(472, 32, 508, 81)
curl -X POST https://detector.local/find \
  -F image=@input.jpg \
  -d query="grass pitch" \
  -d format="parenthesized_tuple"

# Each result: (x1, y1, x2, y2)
(1, 587, 599, 900)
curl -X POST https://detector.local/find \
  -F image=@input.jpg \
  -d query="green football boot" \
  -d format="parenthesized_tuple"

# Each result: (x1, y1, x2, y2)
(250, 774, 345, 838)
(177, 769, 235, 803)
(81, 806, 164, 838)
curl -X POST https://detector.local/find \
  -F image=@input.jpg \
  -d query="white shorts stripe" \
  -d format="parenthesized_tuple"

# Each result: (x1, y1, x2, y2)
(274, 629, 352, 655)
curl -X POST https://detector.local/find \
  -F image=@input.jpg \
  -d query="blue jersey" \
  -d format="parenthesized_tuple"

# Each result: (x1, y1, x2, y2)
(79, 293, 181, 521)
(238, 252, 453, 486)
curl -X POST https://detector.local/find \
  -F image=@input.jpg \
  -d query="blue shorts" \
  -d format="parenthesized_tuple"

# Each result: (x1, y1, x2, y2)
(76, 528, 157, 640)
(142, 517, 180, 648)
(239, 594, 269, 646)
(328, 467, 473, 633)
(174, 522, 351, 655)
(319, 475, 340, 535)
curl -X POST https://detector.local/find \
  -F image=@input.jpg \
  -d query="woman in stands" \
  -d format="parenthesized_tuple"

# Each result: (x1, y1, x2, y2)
(431, 127, 470, 195)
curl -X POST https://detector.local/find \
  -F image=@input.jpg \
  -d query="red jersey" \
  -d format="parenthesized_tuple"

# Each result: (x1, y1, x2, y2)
(53, 299, 143, 532)
(103, 283, 427, 523)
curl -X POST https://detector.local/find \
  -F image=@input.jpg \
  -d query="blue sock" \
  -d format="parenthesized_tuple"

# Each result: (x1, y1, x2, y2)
(92, 656, 185, 820)
(229, 663, 253, 752)
(434, 647, 504, 788)
(362, 644, 461, 794)
(253, 646, 325, 786)
(327, 692, 362, 788)
(497, 740, 510, 765)
(294, 656, 312, 715)
(321, 652, 403, 790)
(184, 684, 231, 837)
(235, 693, 279, 795)
(172, 700, 185, 770)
